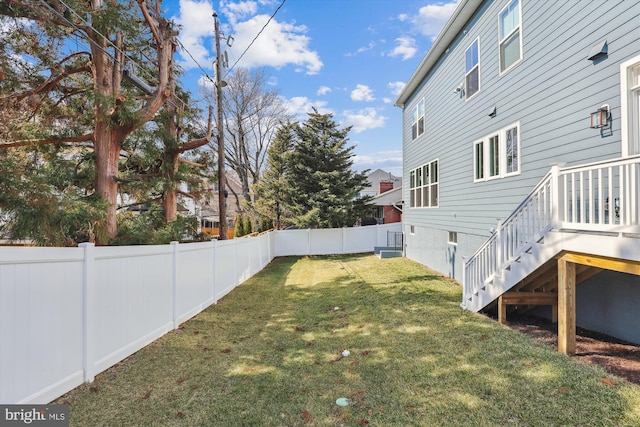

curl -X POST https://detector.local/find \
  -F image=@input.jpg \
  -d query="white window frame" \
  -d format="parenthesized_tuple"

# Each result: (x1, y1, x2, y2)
(448, 231, 458, 245)
(465, 37, 481, 100)
(488, 133, 501, 179)
(409, 159, 439, 208)
(504, 123, 520, 176)
(498, 0, 523, 75)
(621, 54, 640, 157)
(473, 139, 484, 182)
(411, 98, 425, 140)
(473, 122, 521, 182)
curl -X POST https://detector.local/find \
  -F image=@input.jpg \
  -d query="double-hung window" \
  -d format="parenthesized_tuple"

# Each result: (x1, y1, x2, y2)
(409, 160, 439, 208)
(465, 38, 480, 99)
(411, 99, 425, 140)
(473, 122, 520, 182)
(621, 55, 640, 156)
(499, 0, 522, 73)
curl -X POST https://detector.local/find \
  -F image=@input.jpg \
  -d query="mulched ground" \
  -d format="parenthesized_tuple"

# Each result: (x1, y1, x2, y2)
(506, 315, 640, 385)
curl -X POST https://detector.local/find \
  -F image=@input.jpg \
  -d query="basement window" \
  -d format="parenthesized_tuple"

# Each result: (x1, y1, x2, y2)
(448, 231, 458, 245)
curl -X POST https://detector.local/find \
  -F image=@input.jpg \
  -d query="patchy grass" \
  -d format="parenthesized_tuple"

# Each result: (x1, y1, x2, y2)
(56, 255, 640, 426)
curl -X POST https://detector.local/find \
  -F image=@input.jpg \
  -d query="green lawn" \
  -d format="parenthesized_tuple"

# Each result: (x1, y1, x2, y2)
(56, 254, 640, 426)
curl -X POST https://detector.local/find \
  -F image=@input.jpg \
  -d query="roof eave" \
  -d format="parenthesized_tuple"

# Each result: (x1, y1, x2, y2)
(394, 0, 484, 108)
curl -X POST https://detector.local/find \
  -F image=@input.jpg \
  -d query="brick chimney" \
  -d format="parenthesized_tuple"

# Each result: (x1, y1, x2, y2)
(379, 180, 394, 194)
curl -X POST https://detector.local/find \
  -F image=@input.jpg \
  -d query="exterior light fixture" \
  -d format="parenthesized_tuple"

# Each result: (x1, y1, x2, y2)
(590, 104, 610, 128)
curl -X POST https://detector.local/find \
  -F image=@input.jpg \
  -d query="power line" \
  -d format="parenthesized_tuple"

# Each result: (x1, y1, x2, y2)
(225, 0, 286, 76)
(176, 39, 216, 86)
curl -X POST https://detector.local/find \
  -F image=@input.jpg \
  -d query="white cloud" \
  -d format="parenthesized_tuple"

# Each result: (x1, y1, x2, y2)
(174, 0, 323, 75)
(389, 36, 417, 61)
(342, 108, 386, 133)
(412, 1, 459, 40)
(282, 96, 332, 120)
(388, 81, 405, 97)
(346, 41, 376, 57)
(220, 0, 258, 25)
(174, 0, 216, 70)
(317, 86, 331, 96)
(353, 151, 403, 176)
(228, 14, 323, 74)
(351, 84, 375, 102)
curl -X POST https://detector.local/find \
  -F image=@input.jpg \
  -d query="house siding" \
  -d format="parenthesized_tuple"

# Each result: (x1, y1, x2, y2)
(402, 0, 639, 258)
(400, 0, 640, 341)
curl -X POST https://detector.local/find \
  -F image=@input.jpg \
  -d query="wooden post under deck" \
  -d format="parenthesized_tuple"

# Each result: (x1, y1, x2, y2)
(556, 252, 640, 356)
(557, 257, 576, 356)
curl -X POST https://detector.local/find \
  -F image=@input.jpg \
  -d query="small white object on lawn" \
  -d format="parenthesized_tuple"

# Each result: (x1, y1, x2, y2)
(336, 397, 349, 406)
(342, 349, 350, 357)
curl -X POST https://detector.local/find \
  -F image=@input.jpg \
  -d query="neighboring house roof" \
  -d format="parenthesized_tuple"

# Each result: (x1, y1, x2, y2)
(395, 0, 483, 107)
(372, 186, 402, 207)
(362, 169, 402, 196)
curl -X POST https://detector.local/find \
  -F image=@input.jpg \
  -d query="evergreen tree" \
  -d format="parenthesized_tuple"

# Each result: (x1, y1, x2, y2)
(0, 0, 177, 243)
(251, 122, 296, 229)
(243, 215, 253, 235)
(234, 213, 246, 237)
(287, 111, 372, 228)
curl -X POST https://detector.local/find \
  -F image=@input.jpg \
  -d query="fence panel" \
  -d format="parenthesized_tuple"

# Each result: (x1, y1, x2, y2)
(273, 229, 309, 256)
(175, 242, 215, 325)
(236, 238, 252, 284)
(1, 225, 396, 404)
(214, 240, 238, 300)
(0, 247, 85, 404)
(91, 245, 174, 377)
(309, 229, 343, 254)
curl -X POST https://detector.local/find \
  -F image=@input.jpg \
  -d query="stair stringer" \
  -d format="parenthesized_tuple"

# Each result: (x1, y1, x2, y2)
(467, 230, 565, 312)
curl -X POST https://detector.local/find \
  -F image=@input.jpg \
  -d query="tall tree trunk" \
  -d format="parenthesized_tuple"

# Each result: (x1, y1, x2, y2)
(94, 124, 122, 242)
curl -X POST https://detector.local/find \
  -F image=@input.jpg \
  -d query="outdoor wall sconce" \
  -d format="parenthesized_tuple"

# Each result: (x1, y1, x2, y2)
(488, 106, 497, 118)
(590, 104, 610, 128)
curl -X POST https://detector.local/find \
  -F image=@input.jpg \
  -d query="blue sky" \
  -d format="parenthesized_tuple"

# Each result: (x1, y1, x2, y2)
(165, 0, 459, 177)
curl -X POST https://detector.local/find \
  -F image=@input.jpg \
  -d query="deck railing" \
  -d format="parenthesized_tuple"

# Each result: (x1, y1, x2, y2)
(463, 155, 640, 308)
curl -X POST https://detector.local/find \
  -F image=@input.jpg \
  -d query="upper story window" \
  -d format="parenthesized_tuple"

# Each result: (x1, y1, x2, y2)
(409, 159, 439, 208)
(499, 0, 522, 74)
(465, 38, 480, 99)
(411, 99, 425, 140)
(473, 122, 521, 182)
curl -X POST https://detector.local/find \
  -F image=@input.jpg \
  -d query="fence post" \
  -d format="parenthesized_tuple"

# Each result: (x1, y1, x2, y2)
(79, 242, 96, 383)
(170, 241, 179, 330)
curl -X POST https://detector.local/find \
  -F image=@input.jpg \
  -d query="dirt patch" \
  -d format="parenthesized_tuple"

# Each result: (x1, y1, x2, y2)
(506, 315, 640, 385)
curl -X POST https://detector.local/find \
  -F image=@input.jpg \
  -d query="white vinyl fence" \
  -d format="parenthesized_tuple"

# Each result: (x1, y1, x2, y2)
(0, 224, 400, 404)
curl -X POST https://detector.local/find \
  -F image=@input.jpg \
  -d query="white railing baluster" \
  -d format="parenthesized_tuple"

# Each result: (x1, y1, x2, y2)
(632, 164, 638, 224)
(620, 165, 625, 225)
(608, 167, 613, 225)
(587, 170, 595, 224)
(598, 169, 603, 225)
(461, 155, 640, 310)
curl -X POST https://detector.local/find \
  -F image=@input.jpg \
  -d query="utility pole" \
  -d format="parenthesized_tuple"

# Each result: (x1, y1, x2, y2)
(213, 12, 227, 240)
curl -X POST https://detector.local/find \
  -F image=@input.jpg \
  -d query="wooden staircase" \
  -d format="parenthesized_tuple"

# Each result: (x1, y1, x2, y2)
(462, 156, 640, 354)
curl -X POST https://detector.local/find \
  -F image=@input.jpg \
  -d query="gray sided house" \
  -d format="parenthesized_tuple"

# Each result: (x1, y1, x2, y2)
(396, 0, 640, 349)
